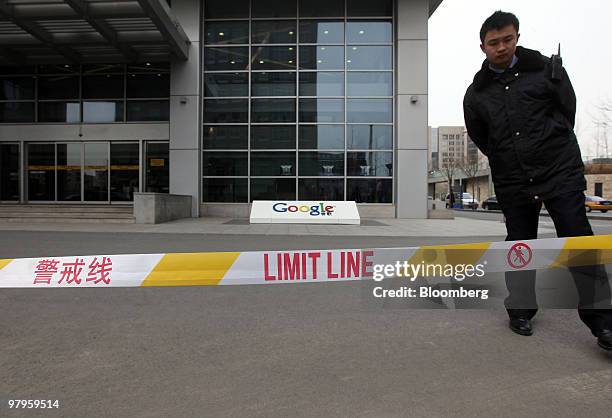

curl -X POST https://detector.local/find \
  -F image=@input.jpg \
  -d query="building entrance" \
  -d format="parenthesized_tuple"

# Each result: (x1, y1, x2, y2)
(26, 142, 139, 203)
(0, 143, 19, 201)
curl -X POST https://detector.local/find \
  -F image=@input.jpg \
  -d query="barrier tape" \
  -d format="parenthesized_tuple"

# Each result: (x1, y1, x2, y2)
(0, 235, 611, 288)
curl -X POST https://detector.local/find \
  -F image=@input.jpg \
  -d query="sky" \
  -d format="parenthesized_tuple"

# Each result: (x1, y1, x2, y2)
(428, 0, 612, 158)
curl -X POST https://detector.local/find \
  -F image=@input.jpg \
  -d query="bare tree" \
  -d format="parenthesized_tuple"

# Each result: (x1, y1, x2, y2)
(440, 153, 463, 208)
(461, 159, 482, 206)
(594, 99, 612, 158)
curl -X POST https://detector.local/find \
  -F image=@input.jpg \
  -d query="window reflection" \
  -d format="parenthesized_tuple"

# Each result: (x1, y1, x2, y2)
(347, 46, 392, 70)
(299, 125, 344, 149)
(84, 143, 109, 202)
(0, 102, 34, 123)
(127, 73, 169, 98)
(347, 99, 392, 123)
(204, 99, 248, 123)
(347, 21, 392, 43)
(0, 64, 170, 123)
(203, 178, 248, 202)
(83, 101, 124, 123)
(146, 142, 169, 193)
(205, 21, 249, 44)
(299, 178, 344, 200)
(126, 100, 169, 122)
(252, 0, 296, 18)
(299, 46, 344, 70)
(252, 21, 296, 44)
(299, 99, 344, 123)
(251, 125, 296, 149)
(299, 72, 344, 97)
(203, 152, 248, 176)
(204, 47, 250, 71)
(205, 73, 249, 97)
(38, 76, 79, 99)
(1, 77, 35, 100)
(347, 152, 393, 176)
(347, 125, 392, 150)
(347, 0, 393, 17)
(27, 143, 55, 201)
(38, 102, 80, 123)
(299, 152, 345, 176)
(251, 178, 296, 201)
(0, 143, 20, 200)
(299, 0, 344, 18)
(347, 179, 392, 203)
(299, 21, 344, 43)
(203, 125, 248, 149)
(348, 72, 392, 96)
(251, 98, 296, 123)
(57, 143, 81, 202)
(204, 0, 249, 18)
(83, 75, 124, 99)
(252, 72, 296, 96)
(111, 143, 139, 201)
(251, 46, 296, 70)
(251, 152, 295, 176)
(202, 1, 395, 203)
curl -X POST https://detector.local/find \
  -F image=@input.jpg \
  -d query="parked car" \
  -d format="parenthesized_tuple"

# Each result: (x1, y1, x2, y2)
(445, 192, 479, 210)
(460, 192, 479, 210)
(585, 195, 612, 213)
(481, 196, 500, 211)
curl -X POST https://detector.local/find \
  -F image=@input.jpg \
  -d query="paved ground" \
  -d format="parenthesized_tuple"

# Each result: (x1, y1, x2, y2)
(0, 216, 611, 417)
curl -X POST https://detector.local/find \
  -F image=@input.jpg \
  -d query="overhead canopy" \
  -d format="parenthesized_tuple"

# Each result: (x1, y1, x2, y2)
(0, 0, 190, 65)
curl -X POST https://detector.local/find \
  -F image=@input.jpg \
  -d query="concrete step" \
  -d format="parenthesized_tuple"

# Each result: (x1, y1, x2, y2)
(0, 212, 134, 219)
(0, 205, 133, 214)
(0, 217, 134, 224)
(0, 204, 135, 223)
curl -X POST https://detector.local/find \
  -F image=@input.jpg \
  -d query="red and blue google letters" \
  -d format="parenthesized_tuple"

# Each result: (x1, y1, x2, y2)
(272, 202, 335, 216)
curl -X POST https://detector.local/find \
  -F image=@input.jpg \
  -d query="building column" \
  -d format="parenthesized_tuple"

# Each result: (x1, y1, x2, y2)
(395, 0, 429, 218)
(169, 0, 201, 216)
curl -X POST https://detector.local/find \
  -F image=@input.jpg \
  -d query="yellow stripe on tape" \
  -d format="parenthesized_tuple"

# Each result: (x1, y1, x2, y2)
(551, 235, 612, 269)
(0, 259, 13, 271)
(408, 242, 492, 270)
(140, 252, 240, 287)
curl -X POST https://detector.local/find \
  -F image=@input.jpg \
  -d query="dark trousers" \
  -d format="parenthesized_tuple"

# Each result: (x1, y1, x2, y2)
(502, 191, 612, 335)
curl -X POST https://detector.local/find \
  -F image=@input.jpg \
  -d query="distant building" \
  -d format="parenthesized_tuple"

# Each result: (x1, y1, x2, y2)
(584, 159, 612, 199)
(428, 125, 491, 202)
(437, 126, 466, 169)
(428, 127, 439, 172)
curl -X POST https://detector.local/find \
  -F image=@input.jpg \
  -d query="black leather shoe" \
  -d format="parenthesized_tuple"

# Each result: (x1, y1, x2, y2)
(596, 330, 612, 351)
(509, 318, 533, 336)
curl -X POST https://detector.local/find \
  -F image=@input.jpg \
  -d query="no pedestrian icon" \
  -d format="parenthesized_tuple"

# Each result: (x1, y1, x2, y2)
(507, 243, 533, 269)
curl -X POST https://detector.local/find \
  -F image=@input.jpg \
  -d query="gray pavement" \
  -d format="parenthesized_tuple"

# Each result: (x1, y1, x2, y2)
(0, 218, 611, 417)
(0, 215, 521, 237)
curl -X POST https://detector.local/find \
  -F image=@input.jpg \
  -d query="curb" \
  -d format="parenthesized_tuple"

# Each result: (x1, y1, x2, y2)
(451, 208, 612, 221)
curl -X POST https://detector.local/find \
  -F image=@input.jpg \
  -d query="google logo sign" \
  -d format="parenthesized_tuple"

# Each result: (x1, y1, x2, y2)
(272, 202, 335, 217)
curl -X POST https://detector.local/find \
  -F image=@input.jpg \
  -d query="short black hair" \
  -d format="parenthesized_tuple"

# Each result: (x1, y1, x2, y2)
(480, 11, 519, 43)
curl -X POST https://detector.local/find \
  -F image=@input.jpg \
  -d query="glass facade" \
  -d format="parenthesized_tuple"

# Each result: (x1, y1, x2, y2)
(145, 142, 170, 194)
(202, 0, 393, 203)
(0, 140, 169, 203)
(0, 143, 20, 201)
(0, 64, 170, 123)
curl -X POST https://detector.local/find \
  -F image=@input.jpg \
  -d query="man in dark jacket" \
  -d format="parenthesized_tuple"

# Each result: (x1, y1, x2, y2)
(463, 11, 612, 351)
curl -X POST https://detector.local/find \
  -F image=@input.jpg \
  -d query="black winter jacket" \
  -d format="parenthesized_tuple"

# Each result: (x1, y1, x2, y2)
(463, 46, 586, 209)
